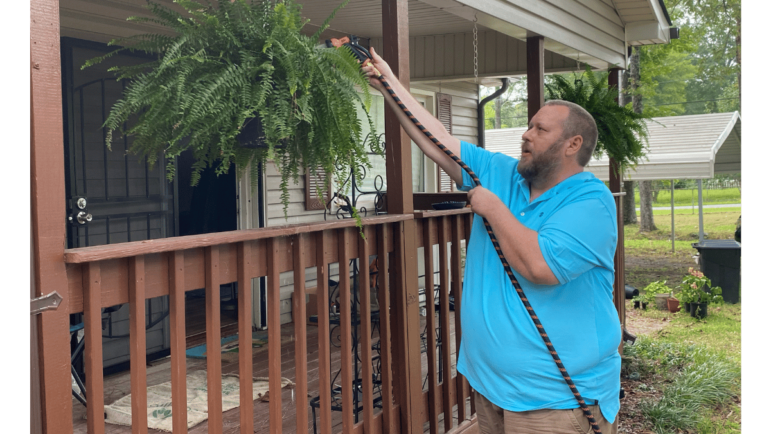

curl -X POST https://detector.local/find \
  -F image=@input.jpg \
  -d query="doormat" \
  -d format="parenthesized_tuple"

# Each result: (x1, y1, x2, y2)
(102, 370, 294, 431)
(186, 331, 293, 364)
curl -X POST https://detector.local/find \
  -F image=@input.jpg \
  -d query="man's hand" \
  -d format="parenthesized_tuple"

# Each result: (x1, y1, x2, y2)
(467, 187, 504, 219)
(361, 47, 392, 91)
(360, 46, 463, 185)
(468, 186, 559, 285)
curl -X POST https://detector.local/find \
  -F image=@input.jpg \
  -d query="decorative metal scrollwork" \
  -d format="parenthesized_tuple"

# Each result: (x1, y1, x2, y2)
(324, 132, 387, 220)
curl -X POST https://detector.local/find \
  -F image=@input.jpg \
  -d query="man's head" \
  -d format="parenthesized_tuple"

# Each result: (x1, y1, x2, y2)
(518, 100, 598, 184)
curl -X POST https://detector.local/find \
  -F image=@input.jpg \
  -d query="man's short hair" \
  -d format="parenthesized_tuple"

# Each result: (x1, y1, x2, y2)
(545, 100, 598, 166)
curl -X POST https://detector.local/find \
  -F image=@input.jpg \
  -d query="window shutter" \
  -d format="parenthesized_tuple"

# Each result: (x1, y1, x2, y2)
(304, 167, 332, 211)
(436, 93, 454, 192)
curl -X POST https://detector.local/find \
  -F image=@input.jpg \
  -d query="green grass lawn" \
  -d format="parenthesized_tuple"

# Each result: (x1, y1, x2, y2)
(622, 207, 740, 289)
(621, 205, 742, 433)
(625, 207, 740, 250)
(624, 304, 741, 433)
(633, 187, 741, 206)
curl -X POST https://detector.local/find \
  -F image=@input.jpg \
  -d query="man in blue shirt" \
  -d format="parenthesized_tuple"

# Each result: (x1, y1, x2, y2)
(364, 49, 621, 434)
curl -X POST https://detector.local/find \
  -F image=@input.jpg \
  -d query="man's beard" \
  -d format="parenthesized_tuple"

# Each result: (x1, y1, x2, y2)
(517, 138, 564, 184)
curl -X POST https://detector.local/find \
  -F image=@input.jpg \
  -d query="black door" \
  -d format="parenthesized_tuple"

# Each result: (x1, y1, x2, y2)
(61, 38, 180, 373)
(62, 38, 177, 248)
(62, 38, 246, 375)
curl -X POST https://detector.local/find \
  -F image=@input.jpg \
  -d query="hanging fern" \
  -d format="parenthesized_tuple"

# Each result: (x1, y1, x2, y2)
(83, 0, 379, 222)
(545, 68, 650, 175)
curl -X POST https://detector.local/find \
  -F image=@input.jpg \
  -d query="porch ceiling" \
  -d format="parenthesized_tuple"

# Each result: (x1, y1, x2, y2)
(59, 0, 480, 45)
(61, 0, 672, 72)
(300, 0, 476, 38)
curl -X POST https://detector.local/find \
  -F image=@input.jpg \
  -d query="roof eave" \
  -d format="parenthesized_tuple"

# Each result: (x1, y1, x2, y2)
(625, 0, 674, 46)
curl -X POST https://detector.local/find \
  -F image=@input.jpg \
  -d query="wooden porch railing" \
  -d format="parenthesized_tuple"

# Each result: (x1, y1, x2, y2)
(413, 209, 475, 434)
(63, 215, 407, 434)
(51, 209, 475, 434)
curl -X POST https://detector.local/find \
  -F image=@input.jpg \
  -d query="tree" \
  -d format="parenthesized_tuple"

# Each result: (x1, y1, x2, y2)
(482, 78, 528, 129)
(629, 46, 658, 232)
(625, 3, 702, 231)
(620, 69, 637, 224)
(639, 49, 698, 117)
(668, 0, 741, 114)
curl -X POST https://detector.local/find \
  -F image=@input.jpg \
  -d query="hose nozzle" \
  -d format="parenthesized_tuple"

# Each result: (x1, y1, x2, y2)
(325, 35, 381, 77)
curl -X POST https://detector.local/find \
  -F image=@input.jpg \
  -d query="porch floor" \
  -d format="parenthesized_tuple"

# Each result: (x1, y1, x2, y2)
(72, 310, 463, 434)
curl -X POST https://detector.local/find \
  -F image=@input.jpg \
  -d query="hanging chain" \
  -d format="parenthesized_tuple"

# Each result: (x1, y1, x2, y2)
(473, 15, 479, 83)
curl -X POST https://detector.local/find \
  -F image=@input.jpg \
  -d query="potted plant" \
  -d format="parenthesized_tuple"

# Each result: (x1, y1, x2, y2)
(678, 273, 699, 314)
(83, 0, 379, 224)
(682, 268, 723, 318)
(642, 281, 671, 311)
(676, 287, 694, 314)
(691, 285, 723, 319)
(632, 291, 653, 310)
(666, 293, 681, 313)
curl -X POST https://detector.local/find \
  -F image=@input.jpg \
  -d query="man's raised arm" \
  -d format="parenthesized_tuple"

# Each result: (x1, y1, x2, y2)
(362, 48, 463, 186)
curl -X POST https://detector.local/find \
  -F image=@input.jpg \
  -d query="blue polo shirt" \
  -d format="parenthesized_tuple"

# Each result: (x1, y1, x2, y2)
(455, 141, 621, 423)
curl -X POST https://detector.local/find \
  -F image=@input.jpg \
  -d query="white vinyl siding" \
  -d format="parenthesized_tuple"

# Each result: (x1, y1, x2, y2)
(411, 81, 479, 147)
(371, 32, 589, 82)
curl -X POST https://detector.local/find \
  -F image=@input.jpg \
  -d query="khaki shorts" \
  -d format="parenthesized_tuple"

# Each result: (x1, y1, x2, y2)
(473, 391, 618, 434)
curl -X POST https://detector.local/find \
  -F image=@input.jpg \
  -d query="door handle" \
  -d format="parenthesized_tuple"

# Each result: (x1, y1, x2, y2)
(76, 211, 93, 225)
(68, 196, 92, 226)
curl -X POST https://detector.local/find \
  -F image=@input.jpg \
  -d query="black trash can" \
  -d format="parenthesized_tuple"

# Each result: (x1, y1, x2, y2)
(692, 240, 741, 304)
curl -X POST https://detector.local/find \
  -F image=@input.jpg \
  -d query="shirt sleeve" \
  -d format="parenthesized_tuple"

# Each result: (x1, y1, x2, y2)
(537, 197, 617, 285)
(456, 140, 495, 192)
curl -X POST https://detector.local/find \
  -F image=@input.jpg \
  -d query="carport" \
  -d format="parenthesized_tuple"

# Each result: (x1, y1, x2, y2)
(485, 111, 742, 245)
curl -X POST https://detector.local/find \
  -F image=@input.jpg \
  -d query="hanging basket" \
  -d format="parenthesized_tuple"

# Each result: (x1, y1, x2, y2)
(236, 117, 266, 149)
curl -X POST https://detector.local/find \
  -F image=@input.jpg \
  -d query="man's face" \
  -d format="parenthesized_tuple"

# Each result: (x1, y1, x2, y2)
(518, 105, 570, 184)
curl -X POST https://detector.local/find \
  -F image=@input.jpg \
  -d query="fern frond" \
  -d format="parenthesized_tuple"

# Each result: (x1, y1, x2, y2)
(85, 0, 376, 227)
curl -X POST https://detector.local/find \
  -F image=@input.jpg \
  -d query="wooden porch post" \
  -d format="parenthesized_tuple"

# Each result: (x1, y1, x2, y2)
(31, 0, 73, 432)
(382, 1, 423, 433)
(527, 36, 545, 122)
(607, 68, 626, 353)
(31, 220, 42, 434)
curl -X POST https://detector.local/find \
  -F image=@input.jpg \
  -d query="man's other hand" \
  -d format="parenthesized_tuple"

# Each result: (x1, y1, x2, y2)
(467, 187, 504, 219)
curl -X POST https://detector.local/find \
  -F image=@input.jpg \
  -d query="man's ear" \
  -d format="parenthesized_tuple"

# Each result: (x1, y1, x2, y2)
(564, 135, 583, 159)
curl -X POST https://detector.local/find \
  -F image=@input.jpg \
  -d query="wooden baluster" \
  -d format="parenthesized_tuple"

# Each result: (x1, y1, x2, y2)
(422, 219, 439, 434)
(169, 250, 187, 434)
(129, 256, 148, 434)
(267, 237, 282, 434)
(338, 228, 354, 434)
(205, 246, 223, 434)
(238, 242, 254, 434)
(359, 226, 375, 434)
(464, 214, 473, 247)
(293, 234, 309, 433)
(464, 213, 476, 418)
(84, 262, 105, 434)
(376, 224, 393, 434)
(437, 217, 454, 430)
(316, 231, 333, 434)
(451, 215, 467, 422)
